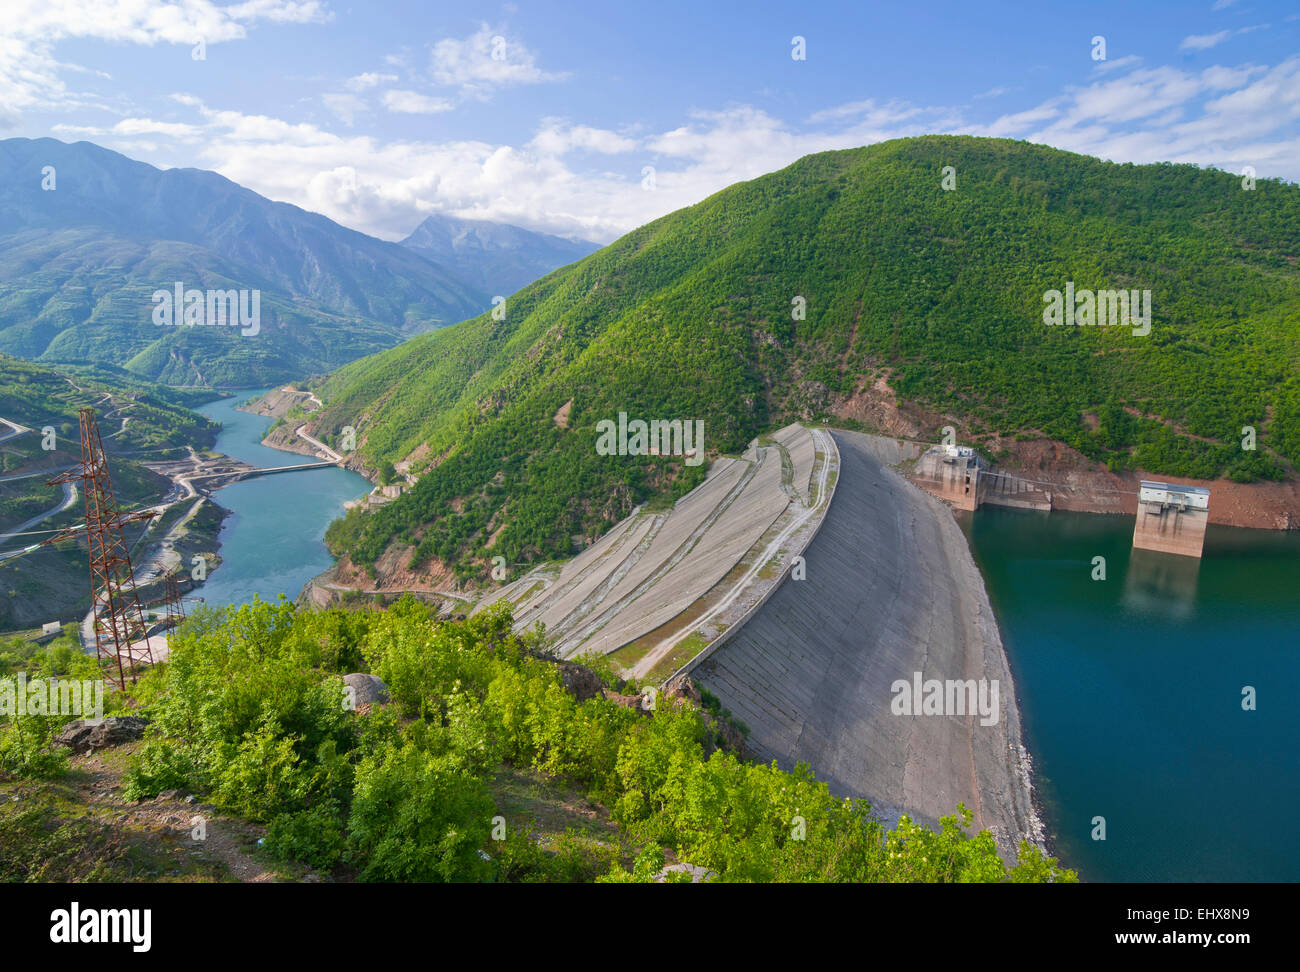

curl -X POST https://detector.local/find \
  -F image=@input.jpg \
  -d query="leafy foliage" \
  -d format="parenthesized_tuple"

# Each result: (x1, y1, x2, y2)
(122, 597, 1075, 883)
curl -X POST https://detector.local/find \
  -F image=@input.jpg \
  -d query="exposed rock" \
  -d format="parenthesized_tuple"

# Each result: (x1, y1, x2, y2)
(342, 673, 389, 707)
(559, 663, 604, 702)
(602, 690, 652, 713)
(53, 715, 149, 755)
(656, 862, 716, 883)
(664, 673, 702, 705)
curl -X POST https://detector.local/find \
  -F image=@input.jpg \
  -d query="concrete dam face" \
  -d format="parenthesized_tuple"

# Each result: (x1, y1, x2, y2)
(693, 430, 1037, 853)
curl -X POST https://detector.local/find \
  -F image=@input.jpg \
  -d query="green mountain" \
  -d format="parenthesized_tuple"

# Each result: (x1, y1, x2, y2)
(0, 138, 488, 387)
(314, 136, 1300, 580)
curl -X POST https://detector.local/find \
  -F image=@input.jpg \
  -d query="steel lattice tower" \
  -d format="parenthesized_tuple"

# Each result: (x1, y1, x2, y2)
(43, 408, 158, 689)
(164, 572, 186, 628)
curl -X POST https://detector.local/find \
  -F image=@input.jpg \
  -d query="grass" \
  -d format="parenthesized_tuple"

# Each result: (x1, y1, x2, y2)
(607, 640, 650, 672)
(647, 632, 710, 684)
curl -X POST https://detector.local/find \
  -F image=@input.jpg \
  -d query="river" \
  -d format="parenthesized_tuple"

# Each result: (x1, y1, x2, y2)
(961, 507, 1300, 882)
(194, 390, 370, 610)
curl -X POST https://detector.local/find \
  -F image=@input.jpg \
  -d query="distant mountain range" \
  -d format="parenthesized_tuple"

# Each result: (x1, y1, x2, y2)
(313, 136, 1300, 580)
(399, 214, 599, 298)
(0, 138, 598, 387)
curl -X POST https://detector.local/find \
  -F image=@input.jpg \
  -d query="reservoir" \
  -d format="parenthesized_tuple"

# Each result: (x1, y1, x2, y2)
(195, 391, 370, 610)
(962, 507, 1299, 882)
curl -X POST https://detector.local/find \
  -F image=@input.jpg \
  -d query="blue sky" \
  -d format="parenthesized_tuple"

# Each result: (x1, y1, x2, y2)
(3, 0, 1298, 242)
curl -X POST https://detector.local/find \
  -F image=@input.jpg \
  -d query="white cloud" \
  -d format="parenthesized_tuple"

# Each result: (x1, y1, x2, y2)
(18, 13, 1299, 253)
(382, 89, 454, 114)
(429, 23, 568, 96)
(995, 57, 1300, 181)
(806, 98, 924, 126)
(1182, 30, 1234, 51)
(346, 72, 397, 92)
(52, 116, 203, 140)
(0, 0, 329, 125)
(529, 121, 639, 156)
(1093, 55, 1143, 74)
(94, 46, 1300, 248)
(1181, 25, 1267, 52)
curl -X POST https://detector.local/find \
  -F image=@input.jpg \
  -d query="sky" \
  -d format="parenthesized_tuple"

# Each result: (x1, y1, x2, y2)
(2, 0, 1298, 243)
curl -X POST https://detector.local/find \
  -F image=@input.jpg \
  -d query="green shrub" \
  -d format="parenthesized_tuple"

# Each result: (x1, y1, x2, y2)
(265, 801, 348, 870)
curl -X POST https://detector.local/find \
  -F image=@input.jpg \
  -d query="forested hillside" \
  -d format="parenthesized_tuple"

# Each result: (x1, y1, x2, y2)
(316, 136, 1300, 581)
(0, 354, 218, 459)
(0, 138, 486, 387)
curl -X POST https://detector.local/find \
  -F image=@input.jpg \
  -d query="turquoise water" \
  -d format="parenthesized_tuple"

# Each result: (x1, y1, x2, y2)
(961, 507, 1299, 882)
(195, 391, 370, 610)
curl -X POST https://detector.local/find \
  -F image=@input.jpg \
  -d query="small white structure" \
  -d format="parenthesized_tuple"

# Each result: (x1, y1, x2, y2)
(1138, 482, 1210, 511)
(41, 621, 62, 636)
(1134, 481, 1210, 558)
(915, 445, 983, 511)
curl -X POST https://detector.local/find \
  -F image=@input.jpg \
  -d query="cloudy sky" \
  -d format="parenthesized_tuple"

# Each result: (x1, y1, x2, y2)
(3, 0, 1298, 243)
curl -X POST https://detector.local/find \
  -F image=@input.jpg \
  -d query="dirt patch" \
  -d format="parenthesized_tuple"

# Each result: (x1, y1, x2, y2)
(1, 745, 292, 882)
(552, 399, 573, 429)
(396, 441, 430, 476)
(828, 372, 939, 438)
(330, 542, 463, 594)
(242, 386, 317, 421)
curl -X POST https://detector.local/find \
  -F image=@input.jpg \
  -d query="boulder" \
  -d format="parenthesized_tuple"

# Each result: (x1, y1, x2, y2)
(559, 663, 604, 702)
(342, 673, 389, 707)
(664, 673, 702, 705)
(656, 862, 716, 883)
(602, 690, 651, 713)
(53, 715, 149, 754)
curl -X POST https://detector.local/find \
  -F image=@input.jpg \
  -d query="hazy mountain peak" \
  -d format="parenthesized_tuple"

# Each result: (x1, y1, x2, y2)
(400, 212, 600, 296)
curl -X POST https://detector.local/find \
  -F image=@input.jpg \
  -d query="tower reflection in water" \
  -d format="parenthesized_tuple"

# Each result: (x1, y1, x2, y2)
(1122, 547, 1201, 620)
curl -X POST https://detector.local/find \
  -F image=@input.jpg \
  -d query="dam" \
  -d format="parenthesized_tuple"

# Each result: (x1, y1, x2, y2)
(469, 424, 1038, 854)
(692, 430, 1038, 855)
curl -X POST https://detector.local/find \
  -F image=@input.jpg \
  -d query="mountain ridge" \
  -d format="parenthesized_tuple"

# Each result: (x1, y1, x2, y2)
(399, 212, 600, 298)
(0, 138, 490, 386)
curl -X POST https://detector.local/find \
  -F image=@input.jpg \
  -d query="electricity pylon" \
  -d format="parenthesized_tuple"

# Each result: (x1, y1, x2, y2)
(43, 408, 158, 689)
